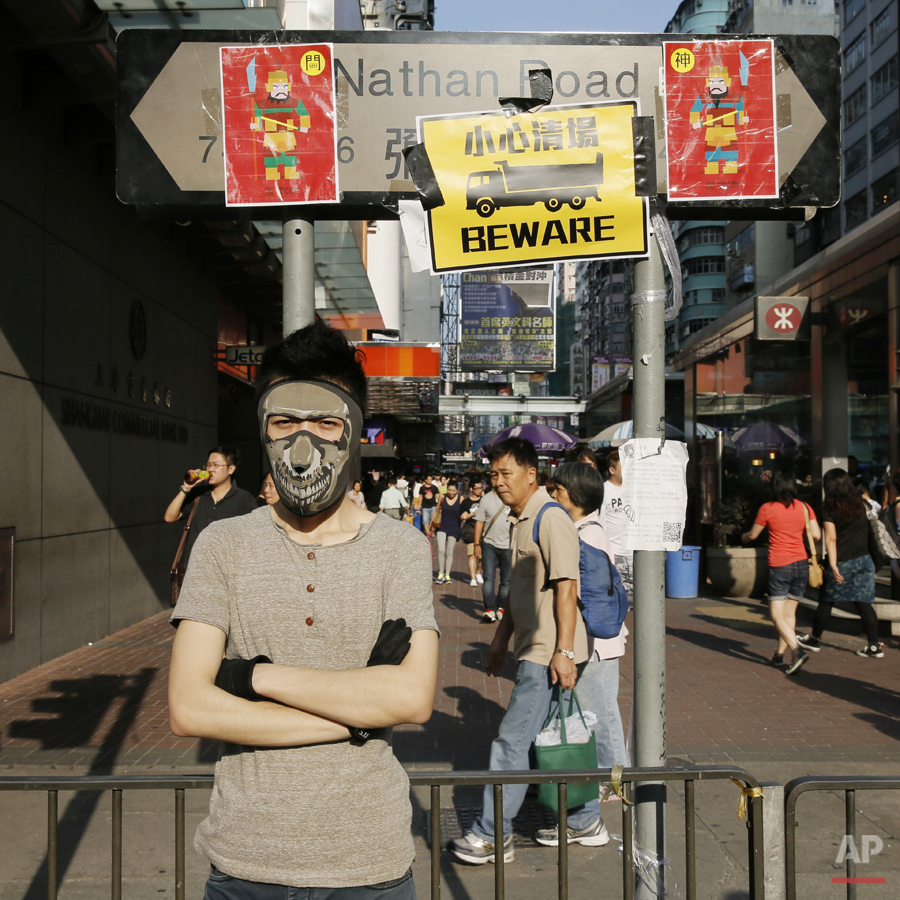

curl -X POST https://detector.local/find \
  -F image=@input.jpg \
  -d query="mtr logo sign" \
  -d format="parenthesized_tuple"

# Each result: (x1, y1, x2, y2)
(755, 296, 810, 341)
(765, 303, 802, 334)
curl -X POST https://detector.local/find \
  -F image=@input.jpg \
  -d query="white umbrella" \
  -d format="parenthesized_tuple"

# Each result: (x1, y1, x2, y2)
(588, 419, 685, 448)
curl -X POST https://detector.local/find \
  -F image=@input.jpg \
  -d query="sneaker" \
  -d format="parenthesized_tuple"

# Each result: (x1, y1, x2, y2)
(470, 578, 478, 586)
(442, 574, 452, 584)
(796, 634, 821, 652)
(535, 819, 610, 847)
(496, 608, 504, 621)
(856, 644, 884, 659)
(482, 609, 498, 623)
(771, 653, 788, 668)
(476, 574, 484, 584)
(785, 651, 810, 675)
(433, 573, 442, 584)
(448, 831, 514, 864)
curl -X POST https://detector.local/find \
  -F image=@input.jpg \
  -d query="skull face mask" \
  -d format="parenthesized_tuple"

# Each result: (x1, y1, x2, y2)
(258, 380, 363, 518)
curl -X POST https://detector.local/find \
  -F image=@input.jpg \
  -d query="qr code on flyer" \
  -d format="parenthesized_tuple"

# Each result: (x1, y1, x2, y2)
(663, 522, 682, 543)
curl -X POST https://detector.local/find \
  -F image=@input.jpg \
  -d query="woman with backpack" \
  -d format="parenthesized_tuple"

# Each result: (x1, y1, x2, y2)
(549, 462, 629, 793)
(742, 470, 821, 674)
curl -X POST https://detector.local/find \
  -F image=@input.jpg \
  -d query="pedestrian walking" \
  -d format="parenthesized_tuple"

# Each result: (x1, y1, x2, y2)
(448, 438, 594, 865)
(168, 320, 439, 900)
(598, 449, 634, 600)
(379, 476, 409, 520)
(473, 472, 511, 623)
(797, 468, 884, 659)
(430, 481, 462, 584)
(461, 481, 485, 586)
(549, 462, 627, 809)
(742, 470, 821, 674)
(347, 480, 366, 508)
(415, 474, 439, 533)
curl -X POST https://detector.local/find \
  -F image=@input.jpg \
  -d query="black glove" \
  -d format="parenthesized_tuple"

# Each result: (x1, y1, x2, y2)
(349, 620, 411, 746)
(366, 618, 412, 667)
(214, 655, 272, 701)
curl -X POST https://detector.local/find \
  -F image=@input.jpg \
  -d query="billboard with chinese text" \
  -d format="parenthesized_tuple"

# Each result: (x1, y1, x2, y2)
(459, 268, 555, 372)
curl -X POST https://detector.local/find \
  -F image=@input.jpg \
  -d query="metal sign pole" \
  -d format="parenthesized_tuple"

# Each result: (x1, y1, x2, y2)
(282, 212, 316, 336)
(630, 230, 667, 887)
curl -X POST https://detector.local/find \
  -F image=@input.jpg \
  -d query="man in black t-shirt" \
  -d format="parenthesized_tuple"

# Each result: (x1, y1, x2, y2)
(164, 445, 257, 568)
(416, 474, 439, 533)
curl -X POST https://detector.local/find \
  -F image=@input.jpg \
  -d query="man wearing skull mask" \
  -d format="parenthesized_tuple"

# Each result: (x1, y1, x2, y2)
(168, 321, 439, 900)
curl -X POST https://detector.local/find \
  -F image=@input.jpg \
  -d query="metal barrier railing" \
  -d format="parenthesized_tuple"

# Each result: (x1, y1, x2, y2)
(0, 765, 764, 900)
(409, 765, 765, 900)
(784, 775, 900, 900)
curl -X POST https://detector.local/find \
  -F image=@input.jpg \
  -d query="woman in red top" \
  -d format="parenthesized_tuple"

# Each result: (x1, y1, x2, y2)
(743, 471, 821, 674)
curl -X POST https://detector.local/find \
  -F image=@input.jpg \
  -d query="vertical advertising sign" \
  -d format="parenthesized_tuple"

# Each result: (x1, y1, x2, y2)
(591, 356, 610, 392)
(614, 356, 634, 377)
(664, 39, 778, 201)
(570, 342, 586, 396)
(220, 44, 339, 206)
(459, 268, 556, 371)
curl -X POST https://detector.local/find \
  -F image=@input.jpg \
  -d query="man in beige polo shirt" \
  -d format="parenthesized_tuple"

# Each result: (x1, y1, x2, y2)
(449, 437, 605, 865)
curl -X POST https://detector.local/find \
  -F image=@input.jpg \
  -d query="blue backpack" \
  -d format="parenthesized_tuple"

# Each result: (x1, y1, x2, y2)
(532, 502, 629, 640)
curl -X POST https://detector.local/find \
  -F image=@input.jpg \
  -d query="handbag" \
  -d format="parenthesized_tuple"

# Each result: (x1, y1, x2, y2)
(429, 496, 443, 531)
(535, 688, 599, 812)
(169, 499, 199, 606)
(868, 512, 900, 570)
(801, 503, 823, 589)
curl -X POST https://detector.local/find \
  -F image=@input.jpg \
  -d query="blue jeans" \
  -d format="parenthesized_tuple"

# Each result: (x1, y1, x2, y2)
(472, 661, 598, 842)
(768, 560, 808, 600)
(566, 656, 626, 825)
(203, 866, 415, 900)
(480, 543, 511, 611)
(420, 507, 434, 532)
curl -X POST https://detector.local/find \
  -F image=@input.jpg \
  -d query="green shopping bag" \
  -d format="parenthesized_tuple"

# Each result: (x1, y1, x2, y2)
(535, 688, 599, 812)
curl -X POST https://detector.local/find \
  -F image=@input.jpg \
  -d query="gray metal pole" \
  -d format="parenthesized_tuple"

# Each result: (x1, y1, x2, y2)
(282, 212, 316, 336)
(630, 232, 667, 889)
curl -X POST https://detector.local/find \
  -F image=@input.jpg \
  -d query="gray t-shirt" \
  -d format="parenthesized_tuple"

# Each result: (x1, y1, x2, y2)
(171, 506, 438, 888)
(475, 490, 510, 549)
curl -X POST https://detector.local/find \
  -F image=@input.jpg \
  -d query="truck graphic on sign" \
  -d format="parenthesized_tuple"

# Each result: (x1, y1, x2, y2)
(466, 152, 604, 218)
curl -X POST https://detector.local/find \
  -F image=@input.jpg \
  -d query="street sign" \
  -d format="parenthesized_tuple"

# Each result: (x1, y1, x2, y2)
(420, 101, 648, 272)
(754, 296, 810, 340)
(224, 344, 266, 365)
(116, 29, 840, 220)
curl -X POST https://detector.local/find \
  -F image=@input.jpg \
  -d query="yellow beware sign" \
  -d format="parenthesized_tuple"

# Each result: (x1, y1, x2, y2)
(420, 101, 648, 273)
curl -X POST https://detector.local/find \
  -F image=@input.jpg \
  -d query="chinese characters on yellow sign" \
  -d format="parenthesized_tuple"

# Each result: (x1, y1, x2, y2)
(418, 101, 649, 273)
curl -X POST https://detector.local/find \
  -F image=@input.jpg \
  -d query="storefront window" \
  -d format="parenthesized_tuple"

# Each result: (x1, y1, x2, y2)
(847, 321, 889, 482)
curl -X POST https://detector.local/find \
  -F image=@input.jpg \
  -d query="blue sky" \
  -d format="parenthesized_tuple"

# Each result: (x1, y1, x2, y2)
(435, 0, 680, 34)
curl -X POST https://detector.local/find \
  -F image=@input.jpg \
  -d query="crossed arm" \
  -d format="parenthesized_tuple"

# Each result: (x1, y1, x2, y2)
(169, 620, 438, 746)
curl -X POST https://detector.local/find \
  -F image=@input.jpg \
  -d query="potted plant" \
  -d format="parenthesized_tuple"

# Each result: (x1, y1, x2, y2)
(706, 489, 768, 598)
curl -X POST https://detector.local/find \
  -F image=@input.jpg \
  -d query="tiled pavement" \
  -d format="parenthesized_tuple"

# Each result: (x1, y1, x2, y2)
(2, 542, 899, 773)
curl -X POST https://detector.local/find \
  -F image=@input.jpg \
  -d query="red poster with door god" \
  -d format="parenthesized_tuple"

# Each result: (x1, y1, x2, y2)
(220, 44, 339, 207)
(664, 39, 778, 201)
